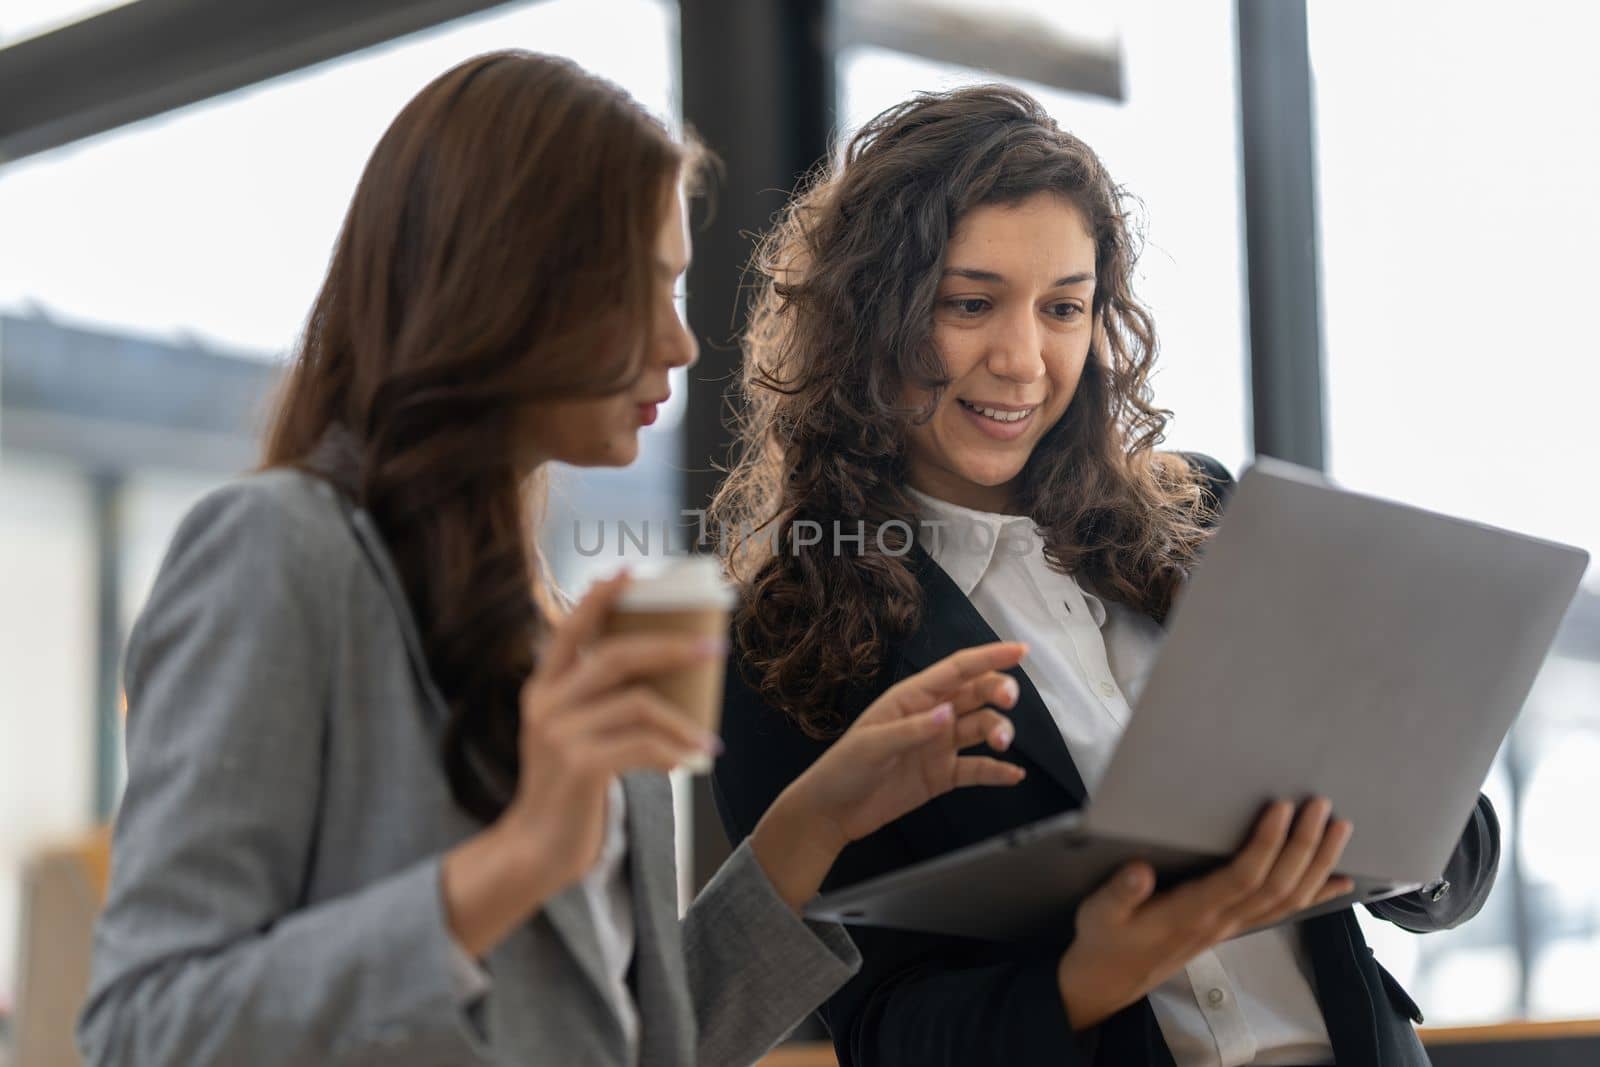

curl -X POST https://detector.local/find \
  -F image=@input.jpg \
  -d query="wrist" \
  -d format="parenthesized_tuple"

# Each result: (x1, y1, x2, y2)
(443, 820, 565, 958)
(487, 816, 571, 898)
(749, 788, 846, 914)
(776, 776, 853, 856)
(1057, 948, 1110, 1032)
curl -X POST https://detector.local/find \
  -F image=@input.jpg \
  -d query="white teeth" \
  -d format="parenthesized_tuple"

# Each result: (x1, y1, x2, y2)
(961, 400, 1034, 423)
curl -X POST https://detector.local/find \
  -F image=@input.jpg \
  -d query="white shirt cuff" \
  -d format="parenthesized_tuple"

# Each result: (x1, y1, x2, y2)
(447, 935, 493, 1006)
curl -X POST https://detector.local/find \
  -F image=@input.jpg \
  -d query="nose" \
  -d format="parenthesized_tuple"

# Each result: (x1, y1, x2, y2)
(984, 307, 1046, 385)
(661, 308, 698, 370)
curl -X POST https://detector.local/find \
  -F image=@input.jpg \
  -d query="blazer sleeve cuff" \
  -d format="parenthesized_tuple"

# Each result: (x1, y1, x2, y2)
(723, 837, 862, 984)
(333, 856, 498, 1060)
(684, 838, 862, 1064)
(1365, 793, 1500, 932)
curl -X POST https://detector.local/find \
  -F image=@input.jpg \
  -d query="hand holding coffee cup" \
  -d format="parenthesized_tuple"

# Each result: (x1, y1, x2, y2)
(601, 558, 736, 772)
(498, 572, 725, 914)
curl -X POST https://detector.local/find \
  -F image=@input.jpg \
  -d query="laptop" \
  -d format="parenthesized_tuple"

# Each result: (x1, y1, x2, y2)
(804, 458, 1589, 942)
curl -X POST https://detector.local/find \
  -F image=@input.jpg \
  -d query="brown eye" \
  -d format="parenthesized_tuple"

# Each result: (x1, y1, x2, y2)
(947, 298, 989, 315)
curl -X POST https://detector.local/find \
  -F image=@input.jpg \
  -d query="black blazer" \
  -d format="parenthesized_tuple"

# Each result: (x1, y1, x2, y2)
(713, 456, 1501, 1067)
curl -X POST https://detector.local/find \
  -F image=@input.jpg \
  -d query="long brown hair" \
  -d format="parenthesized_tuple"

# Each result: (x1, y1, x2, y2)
(264, 51, 694, 821)
(709, 84, 1213, 737)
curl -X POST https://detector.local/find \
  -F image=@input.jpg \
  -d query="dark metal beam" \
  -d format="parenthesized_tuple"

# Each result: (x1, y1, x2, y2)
(836, 0, 1124, 101)
(91, 470, 125, 820)
(0, 0, 521, 163)
(1235, 0, 1326, 468)
(678, 0, 832, 901)
(679, 0, 833, 518)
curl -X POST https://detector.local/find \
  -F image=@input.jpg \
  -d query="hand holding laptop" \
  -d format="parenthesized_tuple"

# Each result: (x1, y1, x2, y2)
(803, 460, 1585, 945)
(1058, 797, 1353, 1029)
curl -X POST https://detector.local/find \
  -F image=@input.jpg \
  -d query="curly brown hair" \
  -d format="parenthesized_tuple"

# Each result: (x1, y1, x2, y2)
(708, 84, 1215, 738)
(264, 52, 700, 821)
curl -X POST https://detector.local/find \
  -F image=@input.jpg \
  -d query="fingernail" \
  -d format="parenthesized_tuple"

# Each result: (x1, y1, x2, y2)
(701, 733, 724, 755)
(695, 637, 729, 658)
(996, 724, 1014, 748)
(1122, 868, 1145, 891)
(1001, 677, 1019, 703)
(929, 702, 953, 723)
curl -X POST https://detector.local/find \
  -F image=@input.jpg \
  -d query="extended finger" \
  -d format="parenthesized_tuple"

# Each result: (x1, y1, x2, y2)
(888, 642, 1028, 714)
(949, 672, 1021, 716)
(1282, 819, 1354, 912)
(1224, 798, 1334, 925)
(952, 707, 1016, 752)
(1222, 800, 1297, 898)
(844, 702, 965, 765)
(1162, 800, 1294, 921)
(1311, 874, 1358, 907)
(951, 755, 1027, 789)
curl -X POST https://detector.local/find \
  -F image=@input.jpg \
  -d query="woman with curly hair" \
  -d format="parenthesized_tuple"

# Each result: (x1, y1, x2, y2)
(710, 84, 1499, 1066)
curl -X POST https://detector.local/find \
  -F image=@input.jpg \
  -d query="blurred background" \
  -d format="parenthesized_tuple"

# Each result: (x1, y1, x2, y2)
(1, 0, 1596, 1063)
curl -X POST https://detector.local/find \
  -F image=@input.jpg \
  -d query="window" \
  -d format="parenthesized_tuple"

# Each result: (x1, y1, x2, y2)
(1310, 0, 1600, 1023)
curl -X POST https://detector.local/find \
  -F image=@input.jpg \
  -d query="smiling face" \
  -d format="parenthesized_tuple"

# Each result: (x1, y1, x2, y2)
(521, 179, 697, 469)
(903, 192, 1098, 513)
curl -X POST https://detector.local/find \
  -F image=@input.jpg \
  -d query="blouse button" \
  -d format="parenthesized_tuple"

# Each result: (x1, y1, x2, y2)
(1206, 987, 1227, 1007)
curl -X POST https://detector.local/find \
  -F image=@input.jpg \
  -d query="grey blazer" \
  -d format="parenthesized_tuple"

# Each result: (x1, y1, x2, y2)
(78, 469, 860, 1066)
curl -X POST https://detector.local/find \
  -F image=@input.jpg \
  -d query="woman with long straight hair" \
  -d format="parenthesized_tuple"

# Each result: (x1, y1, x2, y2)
(710, 84, 1499, 1066)
(78, 53, 1031, 1066)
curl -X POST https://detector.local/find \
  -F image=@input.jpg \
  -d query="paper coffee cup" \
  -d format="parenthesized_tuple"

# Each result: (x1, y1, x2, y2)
(602, 557, 735, 773)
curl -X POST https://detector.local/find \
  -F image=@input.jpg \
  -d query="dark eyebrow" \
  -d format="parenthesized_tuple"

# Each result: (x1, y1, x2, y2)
(943, 267, 1096, 287)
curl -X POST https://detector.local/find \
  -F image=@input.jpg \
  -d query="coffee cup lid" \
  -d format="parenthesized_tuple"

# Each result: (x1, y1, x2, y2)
(615, 557, 736, 610)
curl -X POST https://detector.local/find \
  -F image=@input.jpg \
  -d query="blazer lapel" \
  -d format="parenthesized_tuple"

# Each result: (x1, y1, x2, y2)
(621, 772, 695, 1064)
(539, 888, 625, 1039)
(339, 501, 454, 745)
(1304, 910, 1382, 1065)
(330, 489, 621, 1023)
(900, 545, 1088, 805)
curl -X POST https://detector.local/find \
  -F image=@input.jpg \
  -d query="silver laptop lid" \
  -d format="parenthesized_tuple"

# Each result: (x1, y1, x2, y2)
(1087, 457, 1588, 885)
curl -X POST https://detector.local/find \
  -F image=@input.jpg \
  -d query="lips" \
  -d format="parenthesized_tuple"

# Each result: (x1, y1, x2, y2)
(955, 398, 1039, 441)
(957, 399, 1038, 423)
(637, 394, 669, 427)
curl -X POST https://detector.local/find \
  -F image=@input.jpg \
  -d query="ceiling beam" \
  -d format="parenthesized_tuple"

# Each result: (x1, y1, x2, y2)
(0, 0, 519, 163)
(834, 0, 1124, 101)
